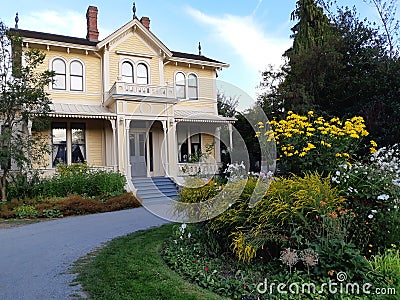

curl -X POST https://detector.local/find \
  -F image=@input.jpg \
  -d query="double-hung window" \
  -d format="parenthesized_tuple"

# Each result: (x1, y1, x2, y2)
(52, 59, 66, 90)
(70, 61, 84, 91)
(122, 61, 134, 83)
(52, 122, 86, 167)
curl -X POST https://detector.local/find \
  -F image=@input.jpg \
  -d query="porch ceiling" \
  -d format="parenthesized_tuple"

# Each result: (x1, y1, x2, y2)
(174, 110, 236, 124)
(49, 103, 117, 120)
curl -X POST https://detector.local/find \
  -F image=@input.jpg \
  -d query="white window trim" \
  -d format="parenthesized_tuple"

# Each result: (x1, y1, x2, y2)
(69, 59, 86, 92)
(187, 72, 199, 100)
(119, 59, 151, 85)
(136, 61, 151, 85)
(50, 57, 67, 91)
(174, 71, 200, 100)
(49, 57, 86, 93)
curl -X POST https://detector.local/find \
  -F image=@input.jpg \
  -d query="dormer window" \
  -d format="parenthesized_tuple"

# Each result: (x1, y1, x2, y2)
(122, 61, 134, 83)
(137, 63, 149, 84)
(188, 74, 198, 100)
(70, 60, 84, 91)
(175, 72, 186, 99)
(52, 59, 66, 90)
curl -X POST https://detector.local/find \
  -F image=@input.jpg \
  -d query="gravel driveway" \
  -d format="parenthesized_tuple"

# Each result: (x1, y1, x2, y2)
(0, 208, 169, 299)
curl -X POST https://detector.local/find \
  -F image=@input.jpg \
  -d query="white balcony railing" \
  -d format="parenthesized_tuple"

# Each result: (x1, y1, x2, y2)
(177, 162, 222, 177)
(108, 81, 176, 100)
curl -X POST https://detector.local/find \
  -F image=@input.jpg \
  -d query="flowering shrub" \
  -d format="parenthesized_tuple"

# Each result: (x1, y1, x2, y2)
(331, 145, 400, 254)
(257, 111, 375, 175)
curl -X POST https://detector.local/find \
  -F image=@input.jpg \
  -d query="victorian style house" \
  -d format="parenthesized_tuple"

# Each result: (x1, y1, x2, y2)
(10, 5, 235, 191)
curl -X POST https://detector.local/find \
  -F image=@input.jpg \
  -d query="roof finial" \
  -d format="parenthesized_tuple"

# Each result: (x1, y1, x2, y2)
(15, 12, 19, 29)
(198, 42, 202, 56)
(133, 2, 137, 19)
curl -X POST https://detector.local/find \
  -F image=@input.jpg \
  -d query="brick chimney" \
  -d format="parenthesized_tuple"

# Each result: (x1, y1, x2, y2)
(86, 6, 99, 41)
(140, 17, 150, 30)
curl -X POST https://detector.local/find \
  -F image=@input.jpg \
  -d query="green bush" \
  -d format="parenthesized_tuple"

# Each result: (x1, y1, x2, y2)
(7, 164, 126, 200)
(14, 205, 38, 219)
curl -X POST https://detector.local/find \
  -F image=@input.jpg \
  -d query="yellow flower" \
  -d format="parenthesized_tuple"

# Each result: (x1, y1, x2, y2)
(259, 125, 265, 129)
(307, 143, 316, 149)
(342, 153, 350, 158)
(308, 111, 314, 116)
(370, 140, 378, 147)
(335, 153, 342, 157)
(288, 111, 293, 115)
(299, 152, 307, 157)
(257, 122, 264, 126)
(370, 147, 377, 154)
(350, 133, 360, 139)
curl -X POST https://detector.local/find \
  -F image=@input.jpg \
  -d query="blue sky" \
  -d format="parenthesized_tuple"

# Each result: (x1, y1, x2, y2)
(1, 1, 383, 110)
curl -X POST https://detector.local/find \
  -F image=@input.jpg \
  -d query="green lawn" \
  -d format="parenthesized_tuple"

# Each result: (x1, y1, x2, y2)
(72, 224, 229, 300)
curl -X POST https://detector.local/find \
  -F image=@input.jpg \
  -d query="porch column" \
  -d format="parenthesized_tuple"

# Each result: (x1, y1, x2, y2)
(125, 119, 131, 179)
(162, 120, 169, 176)
(168, 120, 178, 177)
(215, 127, 221, 162)
(110, 119, 118, 171)
(228, 123, 233, 151)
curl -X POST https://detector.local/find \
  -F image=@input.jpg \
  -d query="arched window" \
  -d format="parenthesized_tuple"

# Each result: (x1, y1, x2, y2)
(70, 60, 84, 91)
(121, 61, 134, 83)
(52, 59, 66, 90)
(137, 63, 149, 84)
(188, 74, 198, 100)
(175, 72, 186, 99)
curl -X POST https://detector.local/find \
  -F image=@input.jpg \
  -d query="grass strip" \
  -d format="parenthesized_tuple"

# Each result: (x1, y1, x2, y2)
(72, 224, 229, 300)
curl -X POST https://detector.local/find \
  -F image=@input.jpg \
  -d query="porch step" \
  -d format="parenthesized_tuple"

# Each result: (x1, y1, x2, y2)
(132, 177, 179, 201)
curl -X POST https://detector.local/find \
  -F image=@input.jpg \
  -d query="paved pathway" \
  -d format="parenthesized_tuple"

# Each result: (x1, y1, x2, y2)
(0, 208, 169, 299)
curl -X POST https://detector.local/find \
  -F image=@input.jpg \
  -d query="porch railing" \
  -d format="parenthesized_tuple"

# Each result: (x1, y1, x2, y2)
(177, 162, 222, 177)
(108, 81, 176, 99)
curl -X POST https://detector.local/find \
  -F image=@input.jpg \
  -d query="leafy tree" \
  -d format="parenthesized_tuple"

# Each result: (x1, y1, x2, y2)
(0, 22, 53, 201)
(259, 1, 400, 146)
(217, 92, 238, 118)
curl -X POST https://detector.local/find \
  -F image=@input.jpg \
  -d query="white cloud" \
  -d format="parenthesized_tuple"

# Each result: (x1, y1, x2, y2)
(20, 10, 111, 39)
(185, 7, 291, 73)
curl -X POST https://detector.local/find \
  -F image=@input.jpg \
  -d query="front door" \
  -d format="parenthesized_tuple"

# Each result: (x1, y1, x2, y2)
(130, 132, 147, 177)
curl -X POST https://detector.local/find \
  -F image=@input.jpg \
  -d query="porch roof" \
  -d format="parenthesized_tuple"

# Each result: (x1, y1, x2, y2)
(49, 103, 117, 120)
(174, 110, 236, 124)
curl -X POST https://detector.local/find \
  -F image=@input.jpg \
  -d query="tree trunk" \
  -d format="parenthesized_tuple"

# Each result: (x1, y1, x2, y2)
(1, 173, 7, 202)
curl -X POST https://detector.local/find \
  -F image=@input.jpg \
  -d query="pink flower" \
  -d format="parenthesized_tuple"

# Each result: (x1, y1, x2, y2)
(205, 266, 209, 271)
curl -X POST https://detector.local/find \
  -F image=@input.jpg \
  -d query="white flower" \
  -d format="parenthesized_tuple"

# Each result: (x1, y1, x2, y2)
(377, 194, 390, 200)
(173, 240, 177, 244)
(336, 171, 341, 176)
(371, 210, 377, 214)
(368, 214, 374, 219)
(187, 233, 191, 239)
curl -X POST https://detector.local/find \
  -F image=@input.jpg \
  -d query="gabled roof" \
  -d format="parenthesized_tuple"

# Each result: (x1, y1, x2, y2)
(96, 18, 171, 56)
(171, 51, 229, 67)
(9, 28, 97, 47)
(10, 21, 228, 68)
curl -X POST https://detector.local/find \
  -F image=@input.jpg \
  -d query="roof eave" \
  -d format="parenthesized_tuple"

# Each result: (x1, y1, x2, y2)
(169, 57, 229, 68)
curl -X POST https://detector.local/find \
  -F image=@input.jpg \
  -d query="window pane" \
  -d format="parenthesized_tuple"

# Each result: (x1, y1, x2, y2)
(71, 123, 85, 163)
(71, 127, 85, 144)
(139, 133, 145, 156)
(122, 62, 134, 83)
(137, 63, 148, 84)
(70, 76, 83, 91)
(53, 74, 66, 90)
(188, 74, 197, 87)
(188, 87, 198, 99)
(191, 133, 200, 143)
(176, 72, 185, 84)
(52, 59, 66, 73)
(52, 123, 67, 166)
(130, 134, 136, 156)
(70, 61, 83, 76)
(176, 85, 185, 99)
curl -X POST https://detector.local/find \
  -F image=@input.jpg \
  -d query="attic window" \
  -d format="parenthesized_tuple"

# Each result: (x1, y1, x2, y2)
(137, 63, 148, 84)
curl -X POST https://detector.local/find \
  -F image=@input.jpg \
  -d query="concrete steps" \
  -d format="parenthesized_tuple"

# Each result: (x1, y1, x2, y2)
(132, 177, 179, 203)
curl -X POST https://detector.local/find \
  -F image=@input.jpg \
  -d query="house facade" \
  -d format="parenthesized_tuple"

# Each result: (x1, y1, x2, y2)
(12, 6, 234, 191)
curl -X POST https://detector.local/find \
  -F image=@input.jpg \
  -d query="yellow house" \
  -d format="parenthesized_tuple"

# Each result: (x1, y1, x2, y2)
(13, 5, 235, 191)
